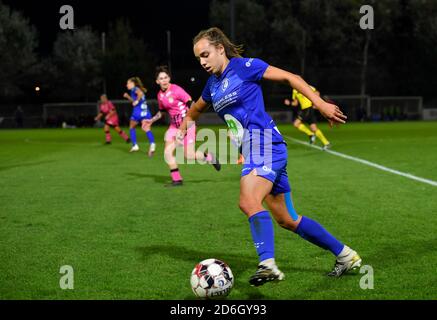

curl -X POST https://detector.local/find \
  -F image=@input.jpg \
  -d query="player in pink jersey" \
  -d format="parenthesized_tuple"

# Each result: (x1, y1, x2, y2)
(142, 66, 220, 187)
(95, 94, 130, 144)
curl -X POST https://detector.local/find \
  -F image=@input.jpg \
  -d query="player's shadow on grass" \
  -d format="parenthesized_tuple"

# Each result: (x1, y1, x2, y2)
(135, 244, 267, 300)
(125, 172, 216, 184)
(0, 160, 55, 172)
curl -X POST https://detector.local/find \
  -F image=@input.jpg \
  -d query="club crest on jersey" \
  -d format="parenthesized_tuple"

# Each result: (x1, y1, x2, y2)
(222, 78, 229, 92)
(245, 58, 254, 67)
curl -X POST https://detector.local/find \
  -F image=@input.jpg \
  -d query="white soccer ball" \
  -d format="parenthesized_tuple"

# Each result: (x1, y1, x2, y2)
(190, 258, 234, 299)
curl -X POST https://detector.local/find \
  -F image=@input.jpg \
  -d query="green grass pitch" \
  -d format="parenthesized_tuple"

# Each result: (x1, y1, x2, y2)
(0, 121, 436, 299)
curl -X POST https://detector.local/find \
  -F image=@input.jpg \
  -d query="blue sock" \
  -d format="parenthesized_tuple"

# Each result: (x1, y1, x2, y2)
(129, 128, 137, 145)
(248, 211, 275, 263)
(295, 216, 344, 256)
(146, 131, 155, 144)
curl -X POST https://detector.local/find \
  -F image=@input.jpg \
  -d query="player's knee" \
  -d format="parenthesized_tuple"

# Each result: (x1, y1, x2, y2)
(164, 149, 174, 160)
(238, 198, 260, 216)
(184, 150, 196, 160)
(238, 202, 251, 216)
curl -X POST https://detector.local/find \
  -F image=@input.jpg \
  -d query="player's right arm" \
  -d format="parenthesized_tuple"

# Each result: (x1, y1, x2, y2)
(142, 111, 163, 131)
(176, 97, 209, 142)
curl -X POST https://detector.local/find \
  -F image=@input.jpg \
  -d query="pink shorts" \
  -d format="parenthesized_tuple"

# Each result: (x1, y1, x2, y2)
(105, 116, 119, 127)
(165, 124, 196, 147)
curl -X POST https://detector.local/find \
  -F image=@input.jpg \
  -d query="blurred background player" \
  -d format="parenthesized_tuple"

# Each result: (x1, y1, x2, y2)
(143, 66, 220, 186)
(123, 77, 156, 156)
(287, 86, 331, 150)
(94, 94, 130, 144)
(14, 105, 24, 128)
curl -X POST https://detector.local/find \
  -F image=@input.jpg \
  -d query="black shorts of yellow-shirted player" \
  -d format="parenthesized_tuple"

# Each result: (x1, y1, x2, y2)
(177, 27, 361, 285)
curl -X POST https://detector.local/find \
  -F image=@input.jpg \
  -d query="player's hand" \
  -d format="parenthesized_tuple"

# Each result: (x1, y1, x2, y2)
(123, 93, 130, 99)
(317, 101, 347, 127)
(132, 100, 138, 106)
(141, 119, 152, 131)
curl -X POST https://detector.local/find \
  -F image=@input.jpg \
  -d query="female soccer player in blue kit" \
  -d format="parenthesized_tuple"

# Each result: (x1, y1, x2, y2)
(177, 27, 362, 286)
(123, 77, 156, 156)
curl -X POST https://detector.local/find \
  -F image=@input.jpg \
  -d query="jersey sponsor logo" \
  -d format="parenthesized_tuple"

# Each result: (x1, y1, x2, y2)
(168, 97, 174, 103)
(213, 91, 238, 112)
(224, 114, 244, 147)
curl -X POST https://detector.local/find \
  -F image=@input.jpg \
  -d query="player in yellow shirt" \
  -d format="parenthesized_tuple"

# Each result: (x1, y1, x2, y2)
(285, 86, 331, 149)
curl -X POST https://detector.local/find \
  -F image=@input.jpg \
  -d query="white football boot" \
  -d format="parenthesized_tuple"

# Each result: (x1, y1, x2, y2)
(327, 245, 362, 277)
(129, 144, 139, 152)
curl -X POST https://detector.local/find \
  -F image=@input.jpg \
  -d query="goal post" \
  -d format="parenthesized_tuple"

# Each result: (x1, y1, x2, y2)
(42, 102, 99, 127)
(42, 99, 159, 127)
(368, 96, 423, 121)
(322, 95, 423, 121)
(322, 95, 369, 121)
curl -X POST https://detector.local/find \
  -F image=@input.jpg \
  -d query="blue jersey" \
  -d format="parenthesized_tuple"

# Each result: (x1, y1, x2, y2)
(202, 57, 284, 148)
(130, 86, 147, 107)
(202, 57, 290, 195)
(130, 86, 150, 122)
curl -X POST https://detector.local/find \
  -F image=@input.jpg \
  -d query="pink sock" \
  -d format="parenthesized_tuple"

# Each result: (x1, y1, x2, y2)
(171, 169, 182, 182)
(105, 131, 111, 142)
(119, 131, 129, 141)
(205, 153, 213, 162)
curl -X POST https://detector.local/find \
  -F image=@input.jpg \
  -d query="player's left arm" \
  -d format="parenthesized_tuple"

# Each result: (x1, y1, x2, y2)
(263, 66, 347, 126)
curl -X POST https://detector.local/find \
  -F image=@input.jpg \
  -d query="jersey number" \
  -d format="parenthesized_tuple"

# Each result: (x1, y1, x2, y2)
(140, 104, 148, 117)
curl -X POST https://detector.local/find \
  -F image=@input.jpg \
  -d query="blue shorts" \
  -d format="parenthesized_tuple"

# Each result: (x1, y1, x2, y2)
(130, 104, 151, 122)
(241, 142, 291, 195)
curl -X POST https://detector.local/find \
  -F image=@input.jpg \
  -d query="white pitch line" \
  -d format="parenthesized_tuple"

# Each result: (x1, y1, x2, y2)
(283, 135, 437, 187)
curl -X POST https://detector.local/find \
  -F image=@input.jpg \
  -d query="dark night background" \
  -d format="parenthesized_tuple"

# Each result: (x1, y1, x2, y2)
(1, 0, 437, 127)
(2, 0, 211, 64)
